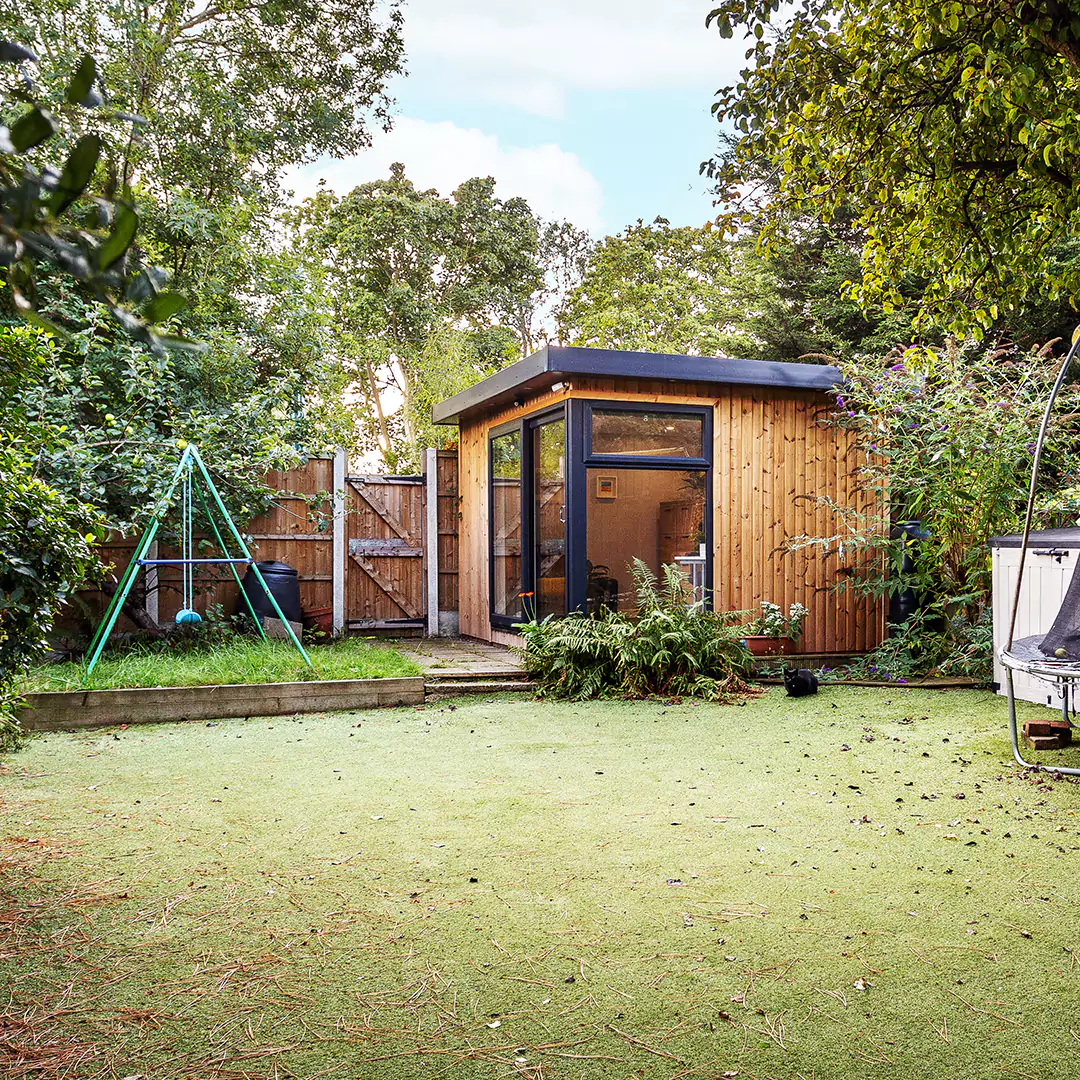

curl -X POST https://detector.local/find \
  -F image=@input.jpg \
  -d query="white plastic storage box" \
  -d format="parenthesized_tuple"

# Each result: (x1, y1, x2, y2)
(991, 528, 1080, 708)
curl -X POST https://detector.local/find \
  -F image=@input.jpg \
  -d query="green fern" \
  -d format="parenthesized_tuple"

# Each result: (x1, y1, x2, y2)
(517, 559, 752, 702)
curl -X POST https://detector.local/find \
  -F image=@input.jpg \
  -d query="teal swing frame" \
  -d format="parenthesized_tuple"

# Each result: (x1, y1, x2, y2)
(84, 443, 313, 680)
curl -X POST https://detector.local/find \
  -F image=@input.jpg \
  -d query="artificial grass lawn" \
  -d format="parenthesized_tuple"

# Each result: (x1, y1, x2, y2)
(18, 635, 421, 692)
(1, 688, 1079, 1079)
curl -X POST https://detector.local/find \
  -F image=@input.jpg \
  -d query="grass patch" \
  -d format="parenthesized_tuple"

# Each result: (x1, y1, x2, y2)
(18, 635, 421, 692)
(1, 687, 1078, 1078)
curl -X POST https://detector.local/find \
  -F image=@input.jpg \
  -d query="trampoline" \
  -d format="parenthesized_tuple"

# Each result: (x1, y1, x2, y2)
(1000, 327, 1080, 773)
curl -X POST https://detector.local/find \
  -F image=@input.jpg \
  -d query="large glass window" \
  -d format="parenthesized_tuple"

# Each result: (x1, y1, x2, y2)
(586, 468, 706, 614)
(591, 409, 704, 459)
(491, 430, 522, 620)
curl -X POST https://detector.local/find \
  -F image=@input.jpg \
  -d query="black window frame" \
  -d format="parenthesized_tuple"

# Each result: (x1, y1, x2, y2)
(571, 400, 712, 614)
(488, 404, 567, 631)
(583, 401, 710, 468)
(488, 399, 713, 628)
(488, 421, 526, 627)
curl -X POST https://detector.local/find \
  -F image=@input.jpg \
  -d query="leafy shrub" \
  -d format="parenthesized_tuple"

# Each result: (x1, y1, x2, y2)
(1, 442, 104, 749)
(518, 560, 752, 701)
(745, 600, 809, 639)
(785, 339, 1080, 681)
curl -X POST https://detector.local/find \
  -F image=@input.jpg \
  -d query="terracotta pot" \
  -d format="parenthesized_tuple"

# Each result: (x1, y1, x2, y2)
(301, 606, 333, 635)
(741, 635, 795, 656)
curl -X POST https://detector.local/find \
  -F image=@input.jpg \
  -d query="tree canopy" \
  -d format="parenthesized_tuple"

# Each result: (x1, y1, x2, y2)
(555, 218, 761, 357)
(706, 0, 1080, 335)
(291, 164, 583, 469)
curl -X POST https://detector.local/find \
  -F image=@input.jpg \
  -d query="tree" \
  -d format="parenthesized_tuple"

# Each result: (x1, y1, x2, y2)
(4, 0, 405, 297)
(705, 0, 1080, 335)
(554, 218, 762, 357)
(291, 164, 549, 469)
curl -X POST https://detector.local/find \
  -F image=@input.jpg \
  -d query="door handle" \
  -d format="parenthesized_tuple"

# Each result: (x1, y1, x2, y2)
(559, 504, 566, 524)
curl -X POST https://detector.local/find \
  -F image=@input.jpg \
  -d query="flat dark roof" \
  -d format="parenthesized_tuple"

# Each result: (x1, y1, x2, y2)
(432, 344, 842, 425)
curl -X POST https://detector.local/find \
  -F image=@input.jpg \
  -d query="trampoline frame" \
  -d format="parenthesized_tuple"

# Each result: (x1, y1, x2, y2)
(999, 327, 1080, 774)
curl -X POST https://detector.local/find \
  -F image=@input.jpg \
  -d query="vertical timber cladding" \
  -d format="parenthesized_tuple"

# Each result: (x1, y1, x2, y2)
(711, 387, 883, 656)
(345, 472, 426, 630)
(436, 450, 460, 614)
(458, 377, 883, 653)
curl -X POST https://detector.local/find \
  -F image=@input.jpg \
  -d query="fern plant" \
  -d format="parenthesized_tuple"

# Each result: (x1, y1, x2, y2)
(517, 559, 752, 701)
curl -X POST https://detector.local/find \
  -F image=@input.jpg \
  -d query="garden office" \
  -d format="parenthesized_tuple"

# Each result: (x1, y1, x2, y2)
(434, 345, 885, 654)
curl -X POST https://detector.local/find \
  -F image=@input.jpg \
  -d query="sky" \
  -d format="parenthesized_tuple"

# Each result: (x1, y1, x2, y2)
(288, 1, 753, 237)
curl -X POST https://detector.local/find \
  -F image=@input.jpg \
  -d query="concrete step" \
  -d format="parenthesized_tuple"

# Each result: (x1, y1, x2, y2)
(423, 668, 529, 682)
(425, 680, 536, 695)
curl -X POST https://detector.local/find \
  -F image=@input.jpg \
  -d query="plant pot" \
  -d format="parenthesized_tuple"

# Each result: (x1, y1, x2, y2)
(741, 635, 796, 656)
(301, 606, 334, 636)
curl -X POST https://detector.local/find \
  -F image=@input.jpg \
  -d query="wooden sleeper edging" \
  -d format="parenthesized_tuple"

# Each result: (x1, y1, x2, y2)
(17, 676, 426, 731)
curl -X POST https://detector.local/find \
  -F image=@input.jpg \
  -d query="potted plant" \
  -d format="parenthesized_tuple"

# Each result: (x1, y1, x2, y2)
(741, 601, 809, 656)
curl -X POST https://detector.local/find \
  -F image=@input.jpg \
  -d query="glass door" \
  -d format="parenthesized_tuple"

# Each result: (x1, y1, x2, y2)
(532, 416, 566, 618)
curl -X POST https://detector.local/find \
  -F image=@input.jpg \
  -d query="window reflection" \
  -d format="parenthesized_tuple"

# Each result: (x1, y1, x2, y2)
(591, 409, 704, 458)
(491, 430, 522, 619)
(586, 468, 706, 614)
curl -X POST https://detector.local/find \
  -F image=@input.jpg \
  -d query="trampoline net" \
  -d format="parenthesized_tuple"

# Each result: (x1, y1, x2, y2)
(1040, 553, 1080, 660)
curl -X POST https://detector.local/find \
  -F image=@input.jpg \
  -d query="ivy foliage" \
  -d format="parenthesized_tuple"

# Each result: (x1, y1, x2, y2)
(706, 0, 1080, 335)
(518, 560, 752, 701)
(0, 324, 105, 748)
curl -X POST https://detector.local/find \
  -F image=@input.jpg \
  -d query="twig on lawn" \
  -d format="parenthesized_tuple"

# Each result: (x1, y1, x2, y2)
(605, 1024, 684, 1062)
(945, 988, 1021, 1026)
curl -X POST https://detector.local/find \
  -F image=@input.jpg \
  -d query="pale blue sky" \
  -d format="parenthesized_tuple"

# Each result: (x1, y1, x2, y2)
(290, 1, 752, 236)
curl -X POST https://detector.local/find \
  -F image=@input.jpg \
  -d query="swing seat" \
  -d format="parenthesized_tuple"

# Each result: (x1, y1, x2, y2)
(176, 608, 202, 625)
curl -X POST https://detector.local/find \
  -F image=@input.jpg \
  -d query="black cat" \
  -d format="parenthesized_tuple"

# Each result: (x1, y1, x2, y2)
(783, 667, 819, 697)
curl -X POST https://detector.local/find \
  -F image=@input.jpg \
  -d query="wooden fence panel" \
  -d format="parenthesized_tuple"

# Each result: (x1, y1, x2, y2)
(69, 453, 462, 643)
(437, 449, 459, 613)
(345, 475, 426, 631)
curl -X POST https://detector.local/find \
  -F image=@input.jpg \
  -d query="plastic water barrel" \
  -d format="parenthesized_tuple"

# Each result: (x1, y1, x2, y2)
(241, 561, 302, 625)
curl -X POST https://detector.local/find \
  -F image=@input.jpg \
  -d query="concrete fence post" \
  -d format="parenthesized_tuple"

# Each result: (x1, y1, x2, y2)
(332, 447, 347, 636)
(425, 446, 439, 637)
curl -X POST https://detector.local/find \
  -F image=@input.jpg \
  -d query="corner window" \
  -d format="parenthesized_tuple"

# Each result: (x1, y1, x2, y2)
(589, 408, 705, 460)
(490, 429, 523, 620)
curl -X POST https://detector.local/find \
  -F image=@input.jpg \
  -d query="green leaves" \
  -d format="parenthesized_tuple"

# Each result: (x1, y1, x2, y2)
(64, 54, 97, 106)
(97, 205, 138, 271)
(49, 134, 101, 216)
(143, 292, 187, 325)
(706, 0, 1080, 335)
(10, 106, 56, 151)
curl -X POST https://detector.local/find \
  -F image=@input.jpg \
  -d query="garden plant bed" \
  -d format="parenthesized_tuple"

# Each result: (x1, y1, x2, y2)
(1, 687, 1078, 1078)
(20, 637, 421, 693)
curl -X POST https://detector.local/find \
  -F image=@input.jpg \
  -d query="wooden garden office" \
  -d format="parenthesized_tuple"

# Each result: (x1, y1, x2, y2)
(433, 345, 884, 654)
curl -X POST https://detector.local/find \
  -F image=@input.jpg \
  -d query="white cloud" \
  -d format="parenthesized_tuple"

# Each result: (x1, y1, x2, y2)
(288, 116, 605, 232)
(401, 0, 740, 116)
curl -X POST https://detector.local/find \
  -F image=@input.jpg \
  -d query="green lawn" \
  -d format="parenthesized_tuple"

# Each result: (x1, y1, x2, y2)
(18, 636, 421, 692)
(1, 687, 1078, 1079)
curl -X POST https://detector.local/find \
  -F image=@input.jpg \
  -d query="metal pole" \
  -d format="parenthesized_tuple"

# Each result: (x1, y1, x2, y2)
(195, 488, 267, 641)
(85, 445, 194, 669)
(84, 517, 161, 679)
(1007, 667, 1080, 775)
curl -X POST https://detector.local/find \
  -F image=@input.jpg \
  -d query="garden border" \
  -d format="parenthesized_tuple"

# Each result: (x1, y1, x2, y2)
(17, 676, 425, 731)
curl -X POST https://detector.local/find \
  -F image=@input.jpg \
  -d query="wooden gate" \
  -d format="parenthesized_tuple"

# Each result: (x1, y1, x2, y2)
(346, 474, 427, 631)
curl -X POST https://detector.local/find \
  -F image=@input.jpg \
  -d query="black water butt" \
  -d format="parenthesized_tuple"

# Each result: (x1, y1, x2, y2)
(241, 561, 302, 625)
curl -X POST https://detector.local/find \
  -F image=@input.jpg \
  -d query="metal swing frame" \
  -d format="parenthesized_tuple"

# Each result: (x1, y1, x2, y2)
(999, 328, 1080, 774)
(83, 443, 313, 680)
